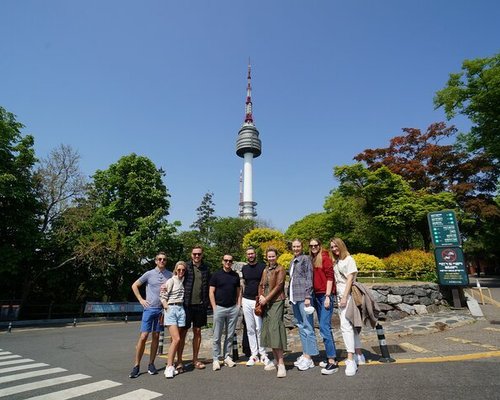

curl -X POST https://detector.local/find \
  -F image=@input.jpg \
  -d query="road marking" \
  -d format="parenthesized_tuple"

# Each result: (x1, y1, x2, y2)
(445, 336, 498, 351)
(0, 367, 66, 384)
(0, 362, 49, 374)
(26, 379, 122, 400)
(0, 358, 34, 367)
(0, 352, 12, 356)
(0, 355, 21, 361)
(0, 374, 90, 398)
(399, 342, 430, 353)
(484, 327, 500, 332)
(106, 388, 163, 399)
(392, 350, 500, 364)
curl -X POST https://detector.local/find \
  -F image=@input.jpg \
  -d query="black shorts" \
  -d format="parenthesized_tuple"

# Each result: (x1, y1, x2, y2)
(184, 304, 208, 328)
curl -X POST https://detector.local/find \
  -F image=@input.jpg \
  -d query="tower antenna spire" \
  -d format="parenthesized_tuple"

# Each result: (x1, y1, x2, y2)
(244, 58, 254, 125)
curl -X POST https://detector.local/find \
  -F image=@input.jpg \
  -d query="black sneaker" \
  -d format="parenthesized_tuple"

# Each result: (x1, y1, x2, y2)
(147, 363, 158, 375)
(129, 365, 140, 378)
(321, 362, 339, 375)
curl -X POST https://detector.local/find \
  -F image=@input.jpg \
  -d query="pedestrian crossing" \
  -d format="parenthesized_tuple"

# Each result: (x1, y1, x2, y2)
(0, 349, 162, 399)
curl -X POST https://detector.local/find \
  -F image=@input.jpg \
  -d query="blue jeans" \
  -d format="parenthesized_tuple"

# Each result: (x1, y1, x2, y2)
(292, 301, 318, 356)
(313, 294, 337, 359)
(212, 305, 240, 360)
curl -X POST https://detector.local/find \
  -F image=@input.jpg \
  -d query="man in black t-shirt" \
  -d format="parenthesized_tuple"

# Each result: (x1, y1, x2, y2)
(209, 254, 241, 371)
(241, 247, 271, 366)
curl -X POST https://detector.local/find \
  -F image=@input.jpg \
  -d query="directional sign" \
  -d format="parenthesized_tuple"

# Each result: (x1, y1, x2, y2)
(428, 210, 461, 247)
(434, 246, 468, 286)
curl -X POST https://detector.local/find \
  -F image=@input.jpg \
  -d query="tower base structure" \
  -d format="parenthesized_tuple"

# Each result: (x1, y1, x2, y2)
(239, 201, 257, 219)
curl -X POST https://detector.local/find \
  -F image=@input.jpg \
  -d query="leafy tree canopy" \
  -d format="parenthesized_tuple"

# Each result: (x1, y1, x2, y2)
(434, 53, 500, 161)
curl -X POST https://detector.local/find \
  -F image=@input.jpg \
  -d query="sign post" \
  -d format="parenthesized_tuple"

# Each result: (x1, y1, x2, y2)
(428, 210, 468, 307)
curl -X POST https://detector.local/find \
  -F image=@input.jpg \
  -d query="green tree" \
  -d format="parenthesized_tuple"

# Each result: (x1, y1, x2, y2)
(0, 106, 41, 301)
(190, 191, 216, 244)
(333, 164, 457, 253)
(208, 217, 255, 262)
(434, 53, 500, 161)
(70, 154, 178, 300)
(285, 212, 334, 244)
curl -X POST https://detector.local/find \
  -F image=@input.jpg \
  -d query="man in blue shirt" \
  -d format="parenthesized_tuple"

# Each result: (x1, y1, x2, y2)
(129, 252, 172, 378)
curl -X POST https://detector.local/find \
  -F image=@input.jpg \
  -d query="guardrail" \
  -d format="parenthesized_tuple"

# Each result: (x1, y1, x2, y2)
(84, 302, 142, 315)
(357, 270, 387, 283)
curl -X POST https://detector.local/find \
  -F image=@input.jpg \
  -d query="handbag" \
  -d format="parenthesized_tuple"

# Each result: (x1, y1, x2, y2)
(350, 285, 363, 307)
(254, 295, 265, 316)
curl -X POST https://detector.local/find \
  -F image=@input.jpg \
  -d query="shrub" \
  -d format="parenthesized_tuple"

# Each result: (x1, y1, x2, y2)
(383, 249, 436, 281)
(352, 253, 386, 272)
(277, 253, 293, 270)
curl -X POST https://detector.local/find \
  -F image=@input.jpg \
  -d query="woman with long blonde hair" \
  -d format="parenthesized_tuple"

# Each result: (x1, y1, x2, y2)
(160, 261, 187, 378)
(330, 237, 365, 377)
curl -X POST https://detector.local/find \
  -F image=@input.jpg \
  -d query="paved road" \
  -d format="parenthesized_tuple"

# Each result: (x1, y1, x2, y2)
(0, 283, 499, 399)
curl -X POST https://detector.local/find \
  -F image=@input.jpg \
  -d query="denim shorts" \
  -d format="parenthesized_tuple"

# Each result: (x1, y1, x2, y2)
(164, 305, 186, 327)
(140, 307, 163, 332)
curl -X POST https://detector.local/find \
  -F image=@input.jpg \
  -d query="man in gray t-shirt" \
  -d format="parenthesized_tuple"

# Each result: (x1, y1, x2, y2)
(129, 252, 172, 378)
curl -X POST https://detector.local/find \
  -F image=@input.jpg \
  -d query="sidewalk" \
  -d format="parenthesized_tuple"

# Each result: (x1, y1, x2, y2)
(182, 276, 500, 365)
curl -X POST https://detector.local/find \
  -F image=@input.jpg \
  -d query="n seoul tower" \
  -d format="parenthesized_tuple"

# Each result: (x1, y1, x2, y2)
(236, 61, 262, 219)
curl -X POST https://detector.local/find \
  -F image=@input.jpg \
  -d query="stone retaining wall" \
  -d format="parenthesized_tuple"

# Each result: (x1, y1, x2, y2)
(367, 283, 448, 320)
(282, 282, 449, 325)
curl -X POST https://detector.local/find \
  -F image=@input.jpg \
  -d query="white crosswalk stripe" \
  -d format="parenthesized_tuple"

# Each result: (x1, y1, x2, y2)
(105, 388, 163, 399)
(0, 358, 34, 367)
(0, 373, 90, 398)
(25, 380, 122, 399)
(0, 350, 164, 399)
(0, 355, 21, 361)
(0, 362, 50, 374)
(0, 367, 66, 384)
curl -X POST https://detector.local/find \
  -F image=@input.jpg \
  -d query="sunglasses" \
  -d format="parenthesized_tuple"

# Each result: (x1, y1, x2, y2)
(177, 269, 186, 272)
(157, 258, 167, 261)
(223, 259, 233, 263)
(192, 253, 202, 256)
(309, 244, 319, 248)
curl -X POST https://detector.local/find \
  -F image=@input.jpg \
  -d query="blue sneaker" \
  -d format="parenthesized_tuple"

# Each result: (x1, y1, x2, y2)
(147, 363, 158, 375)
(129, 365, 140, 378)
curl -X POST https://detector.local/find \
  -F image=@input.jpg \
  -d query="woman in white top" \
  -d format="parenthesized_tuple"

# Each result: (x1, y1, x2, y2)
(160, 261, 186, 378)
(330, 238, 365, 377)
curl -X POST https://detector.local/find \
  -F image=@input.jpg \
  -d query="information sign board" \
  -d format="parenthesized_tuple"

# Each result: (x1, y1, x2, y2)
(434, 246, 468, 286)
(428, 210, 461, 247)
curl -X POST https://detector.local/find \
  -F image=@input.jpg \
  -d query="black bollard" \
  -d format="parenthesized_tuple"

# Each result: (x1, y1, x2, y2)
(8, 322, 12, 333)
(232, 333, 239, 361)
(376, 323, 395, 363)
(124, 315, 128, 323)
(73, 318, 77, 327)
(158, 326, 165, 355)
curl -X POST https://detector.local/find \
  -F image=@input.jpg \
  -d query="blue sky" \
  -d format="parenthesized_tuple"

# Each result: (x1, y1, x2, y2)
(1, 1, 499, 231)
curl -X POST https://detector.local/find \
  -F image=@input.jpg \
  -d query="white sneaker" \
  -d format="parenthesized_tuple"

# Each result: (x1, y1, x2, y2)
(264, 361, 277, 371)
(318, 360, 328, 368)
(224, 356, 236, 368)
(164, 365, 174, 378)
(277, 364, 286, 378)
(297, 357, 315, 371)
(260, 355, 272, 366)
(293, 355, 305, 367)
(345, 359, 357, 376)
(356, 353, 366, 365)
(212, 360, 221, 371)
(246, 356, 259, 366)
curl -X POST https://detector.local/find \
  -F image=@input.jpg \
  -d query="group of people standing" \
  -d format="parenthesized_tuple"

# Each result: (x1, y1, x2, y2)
(129, 237, 367, 379)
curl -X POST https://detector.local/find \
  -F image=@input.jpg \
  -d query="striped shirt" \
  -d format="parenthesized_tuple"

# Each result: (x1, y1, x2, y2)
(160, 276, 185, 304)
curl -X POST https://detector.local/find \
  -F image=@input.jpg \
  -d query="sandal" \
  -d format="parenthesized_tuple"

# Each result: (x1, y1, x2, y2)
(194, 361, 206, 369)
(175, 364, 184, 374)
